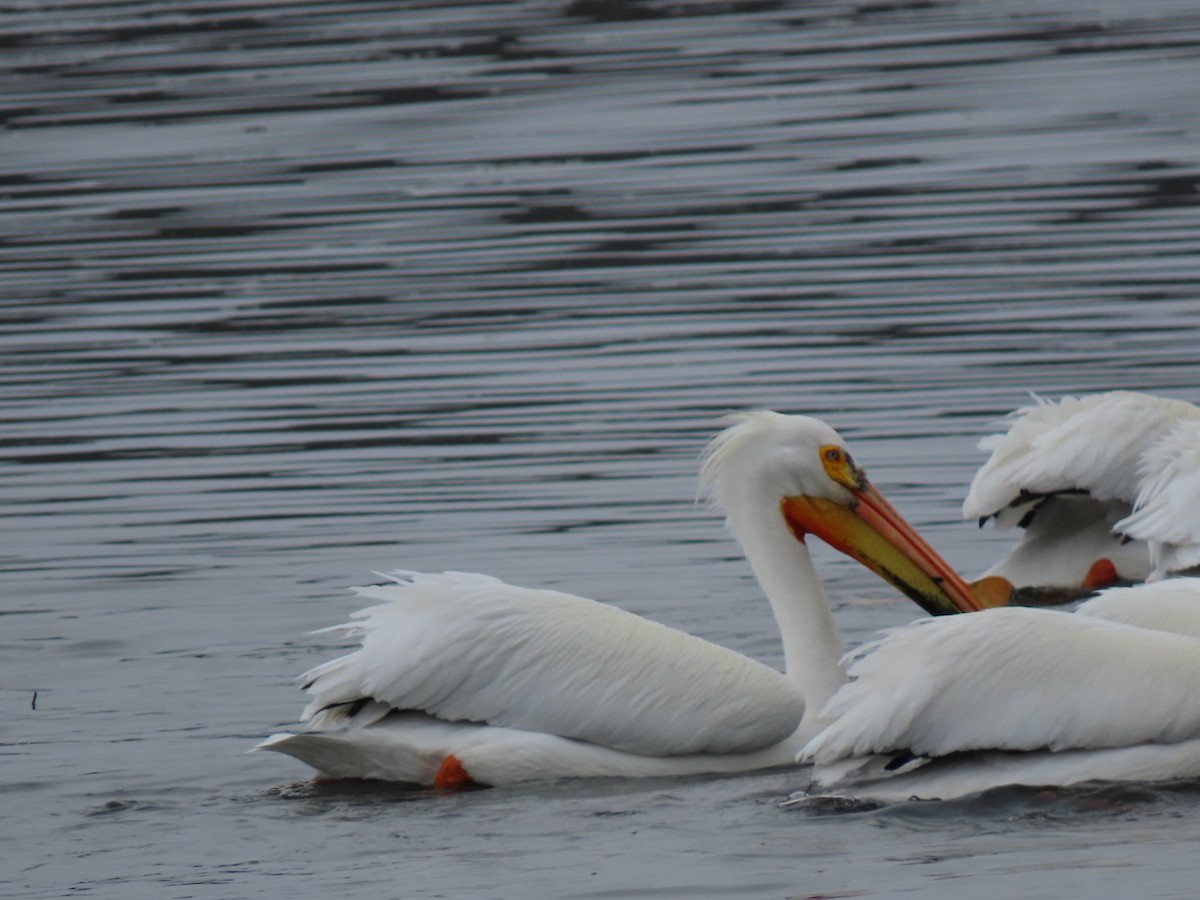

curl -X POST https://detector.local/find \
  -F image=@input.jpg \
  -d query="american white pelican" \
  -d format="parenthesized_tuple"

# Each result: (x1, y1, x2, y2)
(256, 412, 983, 788)
(790, 576, 1200, 804)
(965, 391, 1200, 605)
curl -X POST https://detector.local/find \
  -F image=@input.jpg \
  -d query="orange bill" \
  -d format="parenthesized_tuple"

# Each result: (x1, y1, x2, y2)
(781, 477, 988, 616)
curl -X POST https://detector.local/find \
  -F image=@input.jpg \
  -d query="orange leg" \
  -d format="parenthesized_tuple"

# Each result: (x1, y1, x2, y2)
(1082, 558, 1119, 590)
(434, 754, 477, 790)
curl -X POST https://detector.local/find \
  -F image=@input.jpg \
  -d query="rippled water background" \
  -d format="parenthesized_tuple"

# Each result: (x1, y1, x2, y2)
(5, 1, 1200, 896)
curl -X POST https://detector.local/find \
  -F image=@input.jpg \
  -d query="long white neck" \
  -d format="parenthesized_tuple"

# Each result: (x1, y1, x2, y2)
(726, 498, 847, 719)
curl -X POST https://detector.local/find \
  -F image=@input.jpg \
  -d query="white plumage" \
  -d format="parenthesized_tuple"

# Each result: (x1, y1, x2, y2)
(257, 412, 980, 787)
(792, 739, 1200, 807)
(786, 393, 1200, 804)
(1074, 577, 1200, 638)
(806, 607, 1200, 762)
(1117, 419, 1200, 578)
(795, 578, 1200, 803)
(965, 391, 1198, 517)
(258, 713, 807, 786)
(299, 571, 804, 756)
(965, 391, 1200, 602)
(260, 403, 1200, 800)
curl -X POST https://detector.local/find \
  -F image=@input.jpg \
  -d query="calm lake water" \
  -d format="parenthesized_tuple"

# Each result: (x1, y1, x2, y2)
(5, 1, 1200, 897)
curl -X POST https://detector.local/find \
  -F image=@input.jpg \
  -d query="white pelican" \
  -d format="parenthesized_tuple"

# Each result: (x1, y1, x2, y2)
(256, 412, 983, 788)
(791, 576, 1200, 804)
(964, 391, 1200, 605)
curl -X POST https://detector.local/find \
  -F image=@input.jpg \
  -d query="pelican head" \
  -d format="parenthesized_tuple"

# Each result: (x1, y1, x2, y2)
(701, 412, 985, 615)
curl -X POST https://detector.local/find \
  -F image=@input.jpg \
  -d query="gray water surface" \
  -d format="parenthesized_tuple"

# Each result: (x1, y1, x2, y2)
(5, 2, 1200, 897)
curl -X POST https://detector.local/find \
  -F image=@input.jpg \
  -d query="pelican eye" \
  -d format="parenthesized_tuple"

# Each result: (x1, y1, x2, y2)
(819, 444, 862, 490)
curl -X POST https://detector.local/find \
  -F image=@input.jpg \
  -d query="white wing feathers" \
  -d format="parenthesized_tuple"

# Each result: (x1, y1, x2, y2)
(801, 607, 1200, 765)
(1077, 578, 1200, 639)
(299, 571, 805, 757)
(963, 391, 1200, 521)
(1117, 419, 1200, 576)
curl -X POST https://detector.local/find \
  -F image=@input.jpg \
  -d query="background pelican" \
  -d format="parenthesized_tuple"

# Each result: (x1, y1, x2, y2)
(964, 391, 1200, 604)
(257, 413, 982, 787)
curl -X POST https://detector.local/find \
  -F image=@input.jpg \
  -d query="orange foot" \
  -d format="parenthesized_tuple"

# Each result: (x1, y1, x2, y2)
(1083, 558, 1119, 590)
(434, 754, 477, 790)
